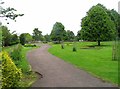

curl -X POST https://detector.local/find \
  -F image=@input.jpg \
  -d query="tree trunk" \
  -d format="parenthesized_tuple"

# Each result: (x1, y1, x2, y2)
(98, 40, 100, 46)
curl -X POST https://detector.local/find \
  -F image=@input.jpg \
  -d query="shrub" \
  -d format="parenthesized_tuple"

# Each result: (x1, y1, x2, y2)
(2, 51, 22, 88)
(73, 46, 77, 52)
(61, 44, 64, 49)
(10, 44, 22, 61)
(24, 44, 36, 47)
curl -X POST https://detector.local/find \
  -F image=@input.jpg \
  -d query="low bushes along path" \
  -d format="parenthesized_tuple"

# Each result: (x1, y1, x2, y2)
(27, 44, 115, 87)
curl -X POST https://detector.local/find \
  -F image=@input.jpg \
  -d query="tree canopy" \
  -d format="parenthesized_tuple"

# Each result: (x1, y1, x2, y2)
(50, 22, 66, 43)
(44, 34, 51, 42)
(0, 1, 24, 24)
(1, 26, 11, 46)
(76, 30, 82, 41)
(81, 4, 116, 46)
(19, 33, 32, 45)
(66, 30, 75, 41)
(32, 28, 43, 41)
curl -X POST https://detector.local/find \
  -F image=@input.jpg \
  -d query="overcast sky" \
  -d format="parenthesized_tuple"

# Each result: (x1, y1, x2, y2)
(1, 0, 119, 35)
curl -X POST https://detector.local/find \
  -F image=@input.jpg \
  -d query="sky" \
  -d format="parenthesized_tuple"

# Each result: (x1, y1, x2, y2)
(1, 0, 119, 35)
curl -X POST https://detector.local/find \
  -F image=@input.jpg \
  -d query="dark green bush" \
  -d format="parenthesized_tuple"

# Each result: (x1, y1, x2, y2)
(61, 44, 64, 49)
(24, 44, 36, 47)
(2, 51, 22, 88)
(73, 46, 77, 52)
(10, 44, 22, 61)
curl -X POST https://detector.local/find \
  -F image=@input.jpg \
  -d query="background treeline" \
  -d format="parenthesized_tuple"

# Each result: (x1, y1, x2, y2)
(50, 4, 120, 46)
(0, 3, 120, 47)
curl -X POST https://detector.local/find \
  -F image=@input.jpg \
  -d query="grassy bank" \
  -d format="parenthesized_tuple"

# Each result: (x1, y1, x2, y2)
(48, 41, 118, 85)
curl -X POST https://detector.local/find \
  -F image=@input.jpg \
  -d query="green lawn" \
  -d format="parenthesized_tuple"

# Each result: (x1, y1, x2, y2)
(48, 41, 118, 85)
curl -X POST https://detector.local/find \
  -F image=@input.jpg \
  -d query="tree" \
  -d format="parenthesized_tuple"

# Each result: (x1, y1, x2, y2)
(44, 34, 51, 42)
(96, 4, 120, 38)
(108, 9, 120, 38)
(19, 33, 32, 45)
(76, 30, 82, 41)
(1, 26, 11, 46)
(10, 34, 19, 45)
(50, 22, 66, 43)
(19, 33, 26, 45)
(1, 25, 20, 46)
(25, 33, 33, 43)
(81, 4, 116, 46)
(66, 30, 75, 41)
(32, 28, 43, 41)
(118, 17, 120, 38)
(0, 1, 24, 24)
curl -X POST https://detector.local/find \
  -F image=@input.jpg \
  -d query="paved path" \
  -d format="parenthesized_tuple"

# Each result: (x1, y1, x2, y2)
(27, 44, 115, 87)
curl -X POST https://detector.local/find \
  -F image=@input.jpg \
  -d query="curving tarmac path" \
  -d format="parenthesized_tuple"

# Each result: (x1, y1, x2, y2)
(27, 44, 115, 87)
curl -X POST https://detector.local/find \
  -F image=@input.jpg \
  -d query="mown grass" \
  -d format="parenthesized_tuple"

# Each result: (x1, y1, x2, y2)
(2, 44, 39, 87)
(48, 41, 118, 85)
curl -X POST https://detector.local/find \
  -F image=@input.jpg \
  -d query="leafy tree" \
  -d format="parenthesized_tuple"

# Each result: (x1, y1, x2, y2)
(25, 33, 33, 43)
(1, 26, 11, 46)
(19, 33, 26, 45)
(44, 34, 51, 42)
(97, 4, 120, 38)
(19, 33, 32, 45)
(118, 17, 120, 38)
(10, 34, 19, 45)
(81, 4, 116, 46)
(108, 9, 120, 38)
(32, 28, 43, 41)
(66, 30, 75, 41)
(76, 30, 82, 41)
(0, 1, 24, 24)
(50, 22, 66, 43)
(0, 25, 19, 46)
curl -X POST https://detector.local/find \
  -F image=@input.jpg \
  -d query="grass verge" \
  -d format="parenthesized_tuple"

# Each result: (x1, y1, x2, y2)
(18, 46, 38, 87)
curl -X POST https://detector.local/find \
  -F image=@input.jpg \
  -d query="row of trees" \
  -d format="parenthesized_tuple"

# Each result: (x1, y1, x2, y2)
(1, 23, 77, 46)
(1, 26, 19, 46)
(50, 4, 120, 46)
(1, 26, 44, 46)
(50, 22, 76, 43)
(1, 3, 120, 46)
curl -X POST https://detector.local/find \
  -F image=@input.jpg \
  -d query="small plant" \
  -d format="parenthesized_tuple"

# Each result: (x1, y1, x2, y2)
(73, 46, 77, 52)
(2, 51, 22, 88)
(61, 44, 64, 49)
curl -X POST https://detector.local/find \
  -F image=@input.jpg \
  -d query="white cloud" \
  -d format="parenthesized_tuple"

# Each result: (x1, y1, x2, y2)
(1, 0, 119, 35)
